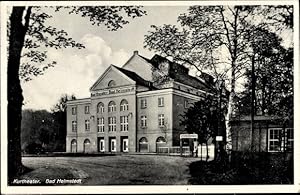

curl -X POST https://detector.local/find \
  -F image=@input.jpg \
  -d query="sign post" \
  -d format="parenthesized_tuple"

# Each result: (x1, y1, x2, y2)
(215, 136, 223, 160)
(216, 136, 223, 142)
(179, 134, 198, 156)
(180, 134, 198, 139)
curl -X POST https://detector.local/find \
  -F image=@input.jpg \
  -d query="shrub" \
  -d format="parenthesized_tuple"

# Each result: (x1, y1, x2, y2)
(25, 142, 45, 154)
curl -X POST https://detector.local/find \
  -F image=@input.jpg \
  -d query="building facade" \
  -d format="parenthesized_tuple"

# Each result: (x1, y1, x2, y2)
(230, 115, 293, 153)
(66, 51, 216, 153)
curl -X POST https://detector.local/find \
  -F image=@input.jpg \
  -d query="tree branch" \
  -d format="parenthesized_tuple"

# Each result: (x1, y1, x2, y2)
(219, 6, 233, 58)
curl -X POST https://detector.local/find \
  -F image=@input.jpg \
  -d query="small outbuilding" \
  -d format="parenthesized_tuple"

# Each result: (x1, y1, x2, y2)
(230, 115, 293, 153)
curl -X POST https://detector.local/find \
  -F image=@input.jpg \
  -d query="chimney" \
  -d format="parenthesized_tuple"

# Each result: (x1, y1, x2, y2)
(133, 50, 138, 55)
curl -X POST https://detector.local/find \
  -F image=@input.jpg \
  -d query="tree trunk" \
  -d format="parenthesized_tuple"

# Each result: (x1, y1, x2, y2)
(225, 68, 235, 154)
(7, 6, 30, 183)
(206, 141, 209, 162)
(224, 7, 239, 157)
(200, 144, 203, 161)
(250, 54, 256, 151)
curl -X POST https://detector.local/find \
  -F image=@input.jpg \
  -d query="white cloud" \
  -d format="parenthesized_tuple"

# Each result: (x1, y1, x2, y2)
(81, 33, 112, 59)
(22, 34, 131, 111)
(110, 49, 131, 66)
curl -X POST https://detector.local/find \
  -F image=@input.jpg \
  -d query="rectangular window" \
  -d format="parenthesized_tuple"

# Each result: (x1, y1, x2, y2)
(268, 128, 294, 152)
(84, 105, 90, 114)
(158, 114, 165, 127)
(158, 97, 164, 107)
(141, 99, 147, 109)
(269, 128, 280, 152)
(72, 121, 77, 132)
(141, 115, 147, 127)
(85, 120, 90, 131)
(108, 117, 116, 132)
(120, 116, 129, 131)
(97, 117, 105, 132)
(285, 128, 294, 152)
(72, 107, 77, 115)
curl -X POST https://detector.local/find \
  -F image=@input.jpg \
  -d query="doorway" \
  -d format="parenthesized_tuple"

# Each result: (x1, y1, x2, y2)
(121, 137, 129, 152)
(109, 137, 116, 152)
(98, 137, 105, 152)
(139, 137, 149, 153)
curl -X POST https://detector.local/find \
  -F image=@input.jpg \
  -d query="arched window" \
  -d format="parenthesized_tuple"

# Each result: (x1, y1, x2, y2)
(108, 80, 116, 87)
(139, 137, 148, 143)
(97, 102, 104, 113)
(156, 137, 167, 153)
(156, 136, 166, 143)
(71, 139, 77, 145)
(139, 137, 148, 152)
(108, 101, 116, 112)
(84, 139, 91, 144)
(71, 139, 77, 153)
(120, 99, 129, 111)
(83, 139, 91, 153)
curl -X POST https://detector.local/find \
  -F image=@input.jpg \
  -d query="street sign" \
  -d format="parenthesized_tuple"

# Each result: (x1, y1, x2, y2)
(216, 136, 223, 141)
(180, 134, 198, 139)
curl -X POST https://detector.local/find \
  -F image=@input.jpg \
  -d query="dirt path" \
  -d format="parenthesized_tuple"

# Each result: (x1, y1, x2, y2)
(22, 155, 198, 185)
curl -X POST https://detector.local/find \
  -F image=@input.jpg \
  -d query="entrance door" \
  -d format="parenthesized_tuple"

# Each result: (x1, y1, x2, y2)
(139, 137, 148, 153)
(122, 138, 129, 152)
(110, 138, 116, 152)
(98, 138, 105, 152)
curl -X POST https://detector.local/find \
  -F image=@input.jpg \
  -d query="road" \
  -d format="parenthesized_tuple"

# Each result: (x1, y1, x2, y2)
(22, 154, 198, 185)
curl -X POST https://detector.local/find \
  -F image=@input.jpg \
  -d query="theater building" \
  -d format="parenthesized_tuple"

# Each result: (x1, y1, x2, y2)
(66, 51, 216, 153)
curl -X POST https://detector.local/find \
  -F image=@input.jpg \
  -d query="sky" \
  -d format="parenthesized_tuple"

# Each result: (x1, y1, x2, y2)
(17, 5, 294, 111)
(20, 6, 189, 111)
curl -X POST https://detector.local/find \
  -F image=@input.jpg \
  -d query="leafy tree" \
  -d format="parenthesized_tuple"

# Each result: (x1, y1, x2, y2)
(21, 96, 76, 154)
(21, 109, 54, 152)
(259, 5, 293, 30)
(180, 97, 225, 161)
(51, 94, 76, 113)
(8, 5, 146, 182)
(144, 5, 293, 153)
(144, 5, 258, 152)
(51, 94, 76, 151)
(237, 40, 293, 119)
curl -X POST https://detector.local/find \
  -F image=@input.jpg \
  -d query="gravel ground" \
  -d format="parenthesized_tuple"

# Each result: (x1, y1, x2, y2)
(21, 154, 198, 185)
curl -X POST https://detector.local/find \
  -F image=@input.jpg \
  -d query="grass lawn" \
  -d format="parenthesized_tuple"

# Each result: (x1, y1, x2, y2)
(188, 152, 293, 184)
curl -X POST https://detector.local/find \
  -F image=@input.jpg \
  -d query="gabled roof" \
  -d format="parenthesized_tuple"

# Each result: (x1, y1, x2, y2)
(90, 51, 216, 93)
(113, 66, 154, 88)
(90, 65, 136, 91)
(232, 115, 285, 121)
(149, 54, 215, 92)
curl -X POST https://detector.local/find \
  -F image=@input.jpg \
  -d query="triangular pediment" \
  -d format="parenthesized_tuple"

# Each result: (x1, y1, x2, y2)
(90, 65, 136, 91)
